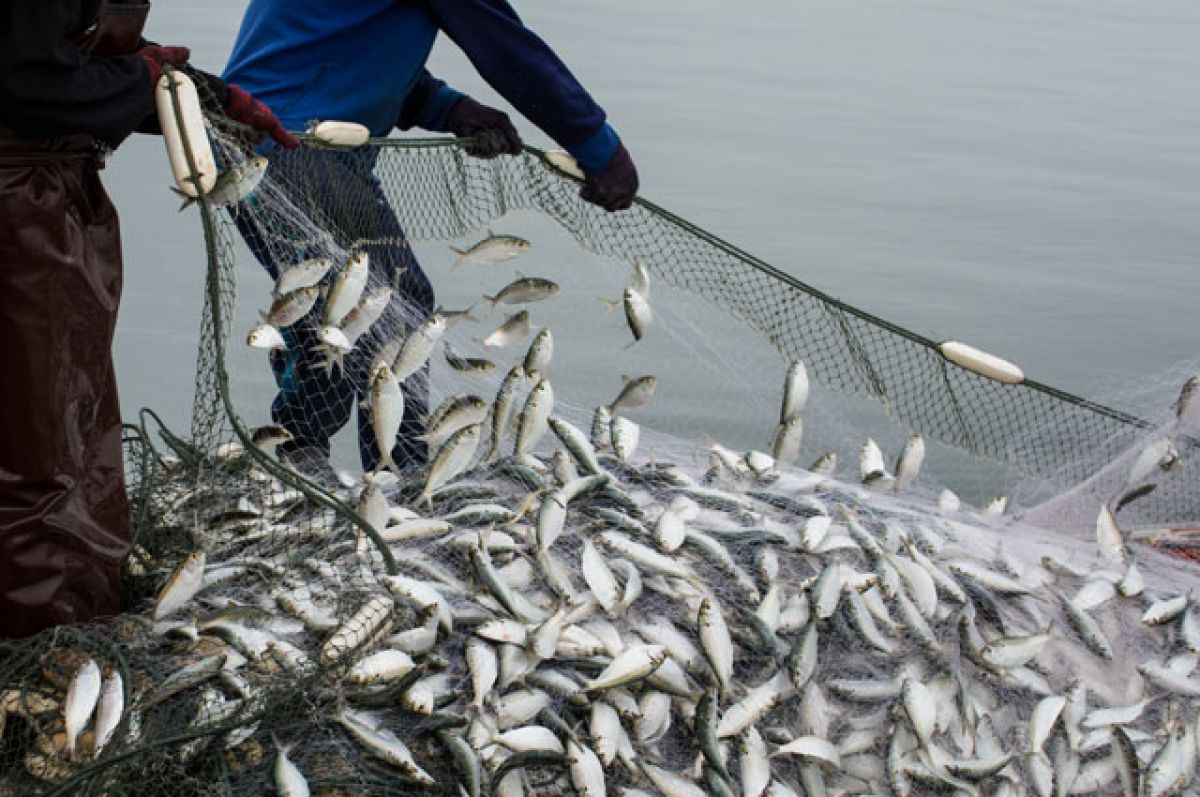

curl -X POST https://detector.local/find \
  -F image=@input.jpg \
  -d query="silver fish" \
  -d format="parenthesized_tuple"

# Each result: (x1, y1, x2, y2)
(514, 379, 554, 456)
(154, 549, 206, 620)
(484, 275, 560, 310)
(394, 313, 447, 381)
(631, 259, 651, 300)
(523, 328, 554, 378)
(621, 287, 652, 343)
(321, 251, 370, 328)
(265, 286, 320, 328)
(368, 362, 405, 473)
(274, 257, 332, 297)
(444, 346, 496, 376)
(64, 658, 102, 760)
(486, 365, 528, 461)
(93, 669, 124, 756)
(247, 322, 286, 350)
(608, 375, 657, 413)
(451, 229, 531, 267)
(481, 310, 532, 348)
(780, 360, 809, 422)
(420, 423, 483, 505)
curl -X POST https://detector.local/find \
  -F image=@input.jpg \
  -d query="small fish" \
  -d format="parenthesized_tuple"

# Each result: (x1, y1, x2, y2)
(154, 549, 207, 620)
(523, 328, 554, 378)
(273, 257, 332, 297)
(979, 625, 1054, 670)
(585, 645, 667, 692)
(591, 405, 613, 452)
(698, 597, 734, 696)
(1096, 505, 1126, 564)
(367, 362, 405, 473)
(273, 738, 310, 797)
(339, 286, 392, 347)
(631, 259, 651, 299)
(264, 286, 320, 328)
(1143, 594, 1191, 626)
(64, 659, 102, 761)
(894, 434, 925, 490)
(621, 287, 652, 343)
(771, 415, 804, 467)
(394, 313, 448, 381)
(444, 345, 496, 376)
(420, 423, 483, 506)
(771, 736, 841, 768)
(858, 438, 889, 485)
(485, 365, 528, 462)
(481, 310, 532, 348)
(610, 416, 640, 462)
(422, 395, 488, 449)
(1128, 437, 1179, 485)
(484, 275, 560, 310)
(246, 322, 286, 350)
(434, 303, 479, 327)
(780, 361, 809, 422)
(321, 252, 370, 329)
(810, 451, 837, 476)
(567, 738, 605, 797)
(1173, 374, 1199, 430)
(608, 375, 657, 413)
(93, 669, 124, 757)
(451, 230, 531, 267)
(514, 379, 554, 456)
(179, 155, 269, 210)
(250, 424, 292, 451)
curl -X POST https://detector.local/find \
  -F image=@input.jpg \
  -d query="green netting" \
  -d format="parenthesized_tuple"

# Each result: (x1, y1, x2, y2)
(2, 69, 1198, 796)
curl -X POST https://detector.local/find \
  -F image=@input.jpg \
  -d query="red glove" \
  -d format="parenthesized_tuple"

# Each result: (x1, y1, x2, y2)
(224, 84, 300, 150)
(136, 44, 191, 86)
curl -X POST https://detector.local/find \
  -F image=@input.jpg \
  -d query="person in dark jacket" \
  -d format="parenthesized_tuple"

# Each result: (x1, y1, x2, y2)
(0, 0, 295, 639)
(223, 0, 640, 481)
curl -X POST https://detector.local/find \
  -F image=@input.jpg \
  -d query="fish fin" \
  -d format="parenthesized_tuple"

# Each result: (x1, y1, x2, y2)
(169, 186, 196, 212)
(482, 295, 499, 313)
(598, 297, 621, 314)
(620, 375, 630, 385)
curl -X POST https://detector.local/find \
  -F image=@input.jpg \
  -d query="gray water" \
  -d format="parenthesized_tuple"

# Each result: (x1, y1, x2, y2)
(108, 1, 1200, 464)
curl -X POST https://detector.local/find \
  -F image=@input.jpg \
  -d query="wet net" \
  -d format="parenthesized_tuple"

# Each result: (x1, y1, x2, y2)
(1, 68, 1198, 796)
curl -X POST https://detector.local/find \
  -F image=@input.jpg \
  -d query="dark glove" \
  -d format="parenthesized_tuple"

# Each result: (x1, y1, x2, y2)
(224, 84, 301, 149)
(580, 142, 639, 212)
(444, 97, 522, 158)
(136, 44, 191, 86)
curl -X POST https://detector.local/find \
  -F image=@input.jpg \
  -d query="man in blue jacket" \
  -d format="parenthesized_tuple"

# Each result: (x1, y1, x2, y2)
(225, 0, 638, 482)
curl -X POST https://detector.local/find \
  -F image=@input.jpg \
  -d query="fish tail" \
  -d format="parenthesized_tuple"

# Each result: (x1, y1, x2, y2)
(482, 295, 499, 314)
(462, 302, 480, 323)
(170, 186, 196, 212)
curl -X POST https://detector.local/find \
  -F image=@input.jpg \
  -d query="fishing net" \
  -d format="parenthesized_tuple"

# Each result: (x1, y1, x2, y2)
(2, 67, 1198, 795)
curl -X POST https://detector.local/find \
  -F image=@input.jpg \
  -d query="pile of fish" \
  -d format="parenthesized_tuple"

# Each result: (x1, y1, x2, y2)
(5, 172, 1200, 795)
(6, 333, 1200, 795)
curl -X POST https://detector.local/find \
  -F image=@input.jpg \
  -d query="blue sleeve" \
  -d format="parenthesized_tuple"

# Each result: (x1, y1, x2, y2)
(423, 0, 620, 173)
(397, 69, 465, 132)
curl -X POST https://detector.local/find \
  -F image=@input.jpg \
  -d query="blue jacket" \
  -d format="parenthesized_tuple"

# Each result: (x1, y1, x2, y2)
(223, 0, 619, 173)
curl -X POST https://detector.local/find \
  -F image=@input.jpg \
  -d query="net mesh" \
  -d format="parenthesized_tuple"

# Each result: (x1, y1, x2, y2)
(1, 70, 1198, 795)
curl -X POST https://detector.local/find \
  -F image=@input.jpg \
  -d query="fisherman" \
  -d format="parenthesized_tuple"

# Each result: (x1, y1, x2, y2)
(0, 0, 295, 638)
(224, 0, 640, 483)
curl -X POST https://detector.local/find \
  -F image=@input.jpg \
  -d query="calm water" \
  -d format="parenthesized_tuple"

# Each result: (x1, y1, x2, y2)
(108, 1, 1200, 452)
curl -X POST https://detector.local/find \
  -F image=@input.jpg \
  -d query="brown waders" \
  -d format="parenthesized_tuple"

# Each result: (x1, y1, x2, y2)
(0, 132, 131, 638)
